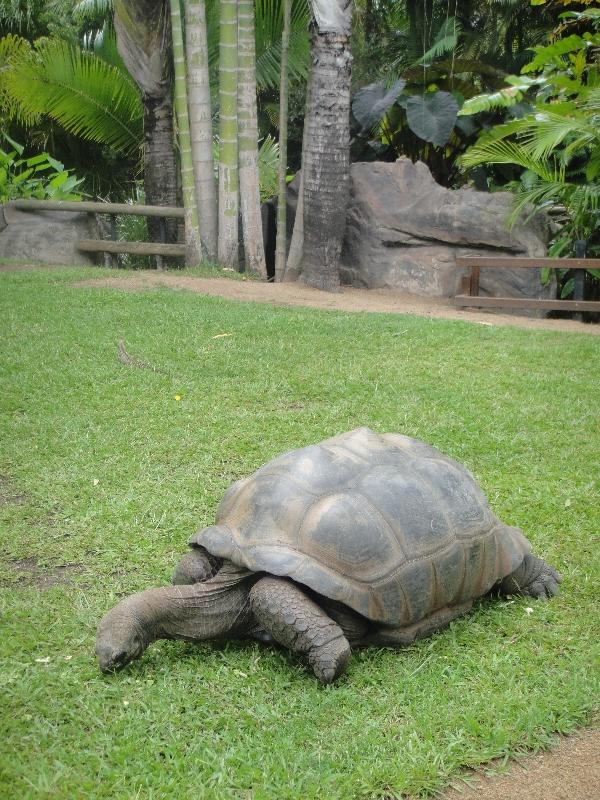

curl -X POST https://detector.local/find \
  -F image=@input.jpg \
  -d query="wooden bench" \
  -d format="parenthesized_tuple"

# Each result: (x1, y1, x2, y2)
(453, 256, 600, 313)
(11, 199, 185, 268)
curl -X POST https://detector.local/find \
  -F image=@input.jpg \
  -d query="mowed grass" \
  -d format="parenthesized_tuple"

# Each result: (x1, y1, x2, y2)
(0, 266, 598, 800)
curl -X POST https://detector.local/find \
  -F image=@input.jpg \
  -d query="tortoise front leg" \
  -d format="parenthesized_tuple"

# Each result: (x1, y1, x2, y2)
(172, 546, 222, 585)
(250, 577, 351, 684)
(364, 601, 473, 647)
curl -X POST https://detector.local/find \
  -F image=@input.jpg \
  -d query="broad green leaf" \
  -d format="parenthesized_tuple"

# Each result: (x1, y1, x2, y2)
(405, 91, 458, 147)
(352, 80, 406, 130)
(523, 36, 587, 74)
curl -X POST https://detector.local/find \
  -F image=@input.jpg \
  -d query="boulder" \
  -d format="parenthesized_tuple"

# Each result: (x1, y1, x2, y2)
(0, 205, 99, 266)
(338, 159, 554, 303)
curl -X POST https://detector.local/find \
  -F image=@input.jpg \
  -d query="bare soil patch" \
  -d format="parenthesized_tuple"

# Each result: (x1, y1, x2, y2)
(440, 728, 600, 800)
(6, 556, 84, 590)
(71, 271, 600, 335)
(0, 475, 26, 506)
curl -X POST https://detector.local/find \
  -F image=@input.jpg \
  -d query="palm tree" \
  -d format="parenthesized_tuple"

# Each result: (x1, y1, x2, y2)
(185, 0, 218, 262)
(238, 0, 267, 277)
(299, 0, 353, 291)
(217, 0, 239, 268)
(113, 0, 178, 239)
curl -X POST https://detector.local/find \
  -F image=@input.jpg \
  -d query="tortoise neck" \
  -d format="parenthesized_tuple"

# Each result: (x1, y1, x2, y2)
(133, 566, 256, 643)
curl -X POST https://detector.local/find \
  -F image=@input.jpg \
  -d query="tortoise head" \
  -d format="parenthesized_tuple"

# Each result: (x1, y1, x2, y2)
(96, 597, 148, 673)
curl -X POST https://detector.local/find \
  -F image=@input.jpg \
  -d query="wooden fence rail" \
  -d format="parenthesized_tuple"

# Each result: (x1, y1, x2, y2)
(453, 256, 600, 315)
(11, 198, 185, 218)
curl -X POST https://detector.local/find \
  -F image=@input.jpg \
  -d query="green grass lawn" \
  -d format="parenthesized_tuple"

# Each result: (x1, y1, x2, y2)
(1, 266, 598, 799)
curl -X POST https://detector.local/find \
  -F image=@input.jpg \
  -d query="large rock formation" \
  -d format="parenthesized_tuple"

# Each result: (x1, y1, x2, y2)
(0, 205, 98, 266)
(338, 159, 553, 300)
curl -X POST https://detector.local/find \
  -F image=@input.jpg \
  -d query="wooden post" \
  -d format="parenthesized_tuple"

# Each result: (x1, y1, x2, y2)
(470, 264, 480, 296)
(156, 217, 167, 270)
(110, 216, 118, 269)
(573, 240, 587, 322)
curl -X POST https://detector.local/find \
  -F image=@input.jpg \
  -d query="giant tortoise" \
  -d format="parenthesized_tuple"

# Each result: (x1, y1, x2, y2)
(96, 428, 561, 683)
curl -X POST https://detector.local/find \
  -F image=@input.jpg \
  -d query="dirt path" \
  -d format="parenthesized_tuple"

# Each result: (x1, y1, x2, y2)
(440, 728, 600, 800)
(69, 270, 600, 335)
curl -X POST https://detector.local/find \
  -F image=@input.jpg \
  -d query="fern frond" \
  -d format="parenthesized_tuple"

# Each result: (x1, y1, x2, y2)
(458, 87, 521, 115)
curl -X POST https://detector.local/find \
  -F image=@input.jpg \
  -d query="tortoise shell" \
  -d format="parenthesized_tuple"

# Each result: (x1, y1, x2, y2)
(191, 428, 530, 625)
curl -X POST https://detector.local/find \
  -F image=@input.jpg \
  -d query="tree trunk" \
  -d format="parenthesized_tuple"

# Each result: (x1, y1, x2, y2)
(169, 0, 201, 265)
(274, 0, 291, 282)
(218, 0, 239, 269)
(143, 94, 179, 242)
(186, 0, 218, 262)
(299, 23, 352, 291)
(284, 55, 313, 282)
(238, 0, 267, 278)
(114, 0, 178, 242)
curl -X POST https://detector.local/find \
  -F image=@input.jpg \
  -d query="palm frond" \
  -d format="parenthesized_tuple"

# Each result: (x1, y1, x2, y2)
(520, 112, 598, 162)
(459, 138, 558, 183)
(254, 0, 310, 90)
(257, 134, 280, 201)
(73, 0, 114, 18)
(417, 17, 461, 66)
(4, 38, 142, 154)
(508, 179, 571, 228)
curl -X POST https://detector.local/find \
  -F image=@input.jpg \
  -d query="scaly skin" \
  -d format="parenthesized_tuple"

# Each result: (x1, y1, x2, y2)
(97, 554, 563, 682)
(250, 576, 351, 684)
(499, 554, 562, 599)
(172, 546, 222, 585)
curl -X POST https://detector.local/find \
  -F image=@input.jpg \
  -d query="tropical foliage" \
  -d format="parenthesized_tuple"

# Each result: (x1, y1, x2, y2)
(0, 135, 84, 202)
(459, 8, 600, 268)
(1, 35, 142, 154)
(349, 0, 560, 185)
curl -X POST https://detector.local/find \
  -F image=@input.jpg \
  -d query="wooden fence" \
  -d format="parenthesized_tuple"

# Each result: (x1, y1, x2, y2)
(11, 199, 186, 269)
(453, 256, 600, 316)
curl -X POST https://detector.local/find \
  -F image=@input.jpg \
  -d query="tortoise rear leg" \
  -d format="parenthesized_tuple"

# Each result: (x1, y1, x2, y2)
(499, 554, 562, 599)
(172, 546, 222, 585)
(250, 576, 351, 684)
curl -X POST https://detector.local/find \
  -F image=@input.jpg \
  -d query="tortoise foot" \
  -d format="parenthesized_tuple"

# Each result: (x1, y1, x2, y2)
(500, 554, 562, 600)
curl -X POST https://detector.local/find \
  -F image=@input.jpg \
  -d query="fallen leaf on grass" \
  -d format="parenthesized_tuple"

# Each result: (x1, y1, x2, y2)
(212, 333, 233, 339)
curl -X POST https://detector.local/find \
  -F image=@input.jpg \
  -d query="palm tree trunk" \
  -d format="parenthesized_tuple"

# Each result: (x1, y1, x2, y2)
(284, 54, 312, 282)
(218, 0, 239, 269)
(142, 94, 179, 242)
(186, 0, 218, 262)
(299, 3, 352, 291)
(114, 0, 178, 242)
(238, 0, 267, 278)
(169, 0, 202, 265)
(274, 0, 291, 282)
